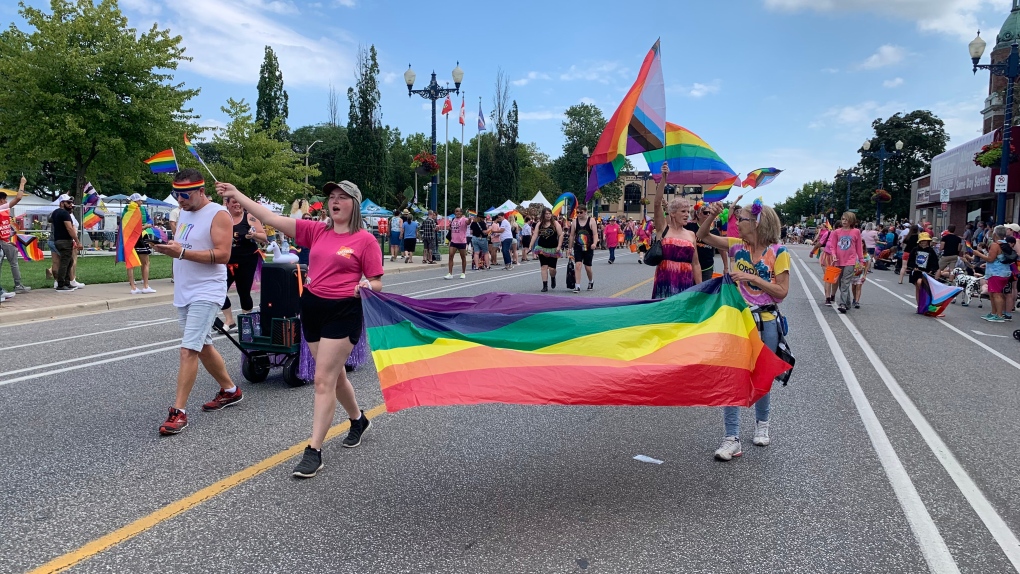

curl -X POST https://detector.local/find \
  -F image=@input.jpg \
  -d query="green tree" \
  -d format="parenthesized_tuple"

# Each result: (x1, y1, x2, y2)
(518, 142, 559, 202)
(346, 45, 388, 199)
(0, 0, 200, 201)
(773, 180, 833, 224)
(290, 123, 349, 194)
(851, 110, 948, 221)
(211, 98, 315, 203)
(256, 45, 289, 140)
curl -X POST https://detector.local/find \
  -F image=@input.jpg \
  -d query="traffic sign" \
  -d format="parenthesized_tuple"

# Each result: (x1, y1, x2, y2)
(995, 175, 1009, 194)
(941, 202, 948, 211)
(939, 188, 950, 202)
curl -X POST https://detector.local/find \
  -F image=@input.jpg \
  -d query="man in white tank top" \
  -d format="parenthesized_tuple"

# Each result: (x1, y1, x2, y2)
(151, 168, 240, 436)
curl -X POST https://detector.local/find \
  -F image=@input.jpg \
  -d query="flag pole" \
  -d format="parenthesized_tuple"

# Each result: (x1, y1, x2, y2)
(444, 107, 449, 221)
(476, 97, 481, 214)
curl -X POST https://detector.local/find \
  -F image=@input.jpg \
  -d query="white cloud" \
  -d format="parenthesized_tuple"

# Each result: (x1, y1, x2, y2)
(667, 79, 722, 98)
(382, 72, 398, 84)
(333, 0, 355, 6)
(120, 0, 161, 15)
(580, 96, 596, 105)
(763, 0, 1009, 40)
(511, 71, 551, 86)
(559, 62, 629, 83)
(809, 100, 907, 129)
(123, 0, 355, 88)
(883, 77, 905, 88)
(518, 110, 564, 121)
(858, 45, 906, 70)
(929, 89, 987, 145)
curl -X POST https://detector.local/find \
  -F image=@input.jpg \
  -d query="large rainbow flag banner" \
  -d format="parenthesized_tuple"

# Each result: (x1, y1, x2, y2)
(362, 277, 792, 412)
(644, 123, 737, 187)
(741, 167, 783, 189)
(116, 202, 144, 269)
(585, 39, 666, 200)
(917, 273, 962, 317)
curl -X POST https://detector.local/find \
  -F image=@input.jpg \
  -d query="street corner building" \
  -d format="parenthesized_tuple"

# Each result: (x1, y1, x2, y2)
(361, 278, 792, 412)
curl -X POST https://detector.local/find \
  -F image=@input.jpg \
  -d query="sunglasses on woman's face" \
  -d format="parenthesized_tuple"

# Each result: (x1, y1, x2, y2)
(701, 210, 711, 215)
(737, 217, 753, 223)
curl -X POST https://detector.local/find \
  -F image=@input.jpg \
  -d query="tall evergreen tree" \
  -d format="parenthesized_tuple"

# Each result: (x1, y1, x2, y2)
(256, 45, 289, 140)
(346, 45, 388, 199)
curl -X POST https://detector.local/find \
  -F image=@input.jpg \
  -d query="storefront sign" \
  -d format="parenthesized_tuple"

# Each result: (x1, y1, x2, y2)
(930, 131, 995, 200)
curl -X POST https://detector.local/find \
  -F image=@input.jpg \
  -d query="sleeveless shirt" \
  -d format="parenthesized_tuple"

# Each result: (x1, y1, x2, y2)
(173, 202, 228, 307)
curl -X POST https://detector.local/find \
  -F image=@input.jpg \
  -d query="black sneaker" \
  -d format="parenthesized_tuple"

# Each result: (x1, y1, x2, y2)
(342, 411, 371, 448)
(587, 282, 594, 291)
(292, 446, 323, 478)
(853, 301, 860, 309)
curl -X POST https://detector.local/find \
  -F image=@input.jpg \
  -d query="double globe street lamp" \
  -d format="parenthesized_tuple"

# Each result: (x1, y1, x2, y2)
(405, 62, 464, 212)
(862, 139, 903, 223)
(970, 31, 1019, 225)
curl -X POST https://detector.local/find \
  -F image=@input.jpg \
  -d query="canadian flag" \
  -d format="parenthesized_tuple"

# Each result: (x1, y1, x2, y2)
(441, 96, 453, 115)
(458, 97, 465, 125)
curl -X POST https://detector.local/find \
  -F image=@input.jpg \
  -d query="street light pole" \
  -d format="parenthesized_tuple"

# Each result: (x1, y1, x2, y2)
(971, 31, 1019, 225)
(405, 62, 464, 213)
(305, 139, 323, 188)
(835, 168, 859, 213)
(862, 139, 904, 224)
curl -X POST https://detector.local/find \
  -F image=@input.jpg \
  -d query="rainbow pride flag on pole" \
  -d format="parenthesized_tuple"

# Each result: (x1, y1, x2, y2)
(116, 202, 144, 268)
(362, 278, 792, 412)
(586, 39, 666, 200)
(741, 167, 783, 189)
(144, 149, 178, 174)
(643, 123, 737, 188)
(14, 234, 44, 261)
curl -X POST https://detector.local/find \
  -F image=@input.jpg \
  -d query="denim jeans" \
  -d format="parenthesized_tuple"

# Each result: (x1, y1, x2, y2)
(723, 318, 779, 437)
(501, 238, 512, 265)
(608, 246, 616, 262)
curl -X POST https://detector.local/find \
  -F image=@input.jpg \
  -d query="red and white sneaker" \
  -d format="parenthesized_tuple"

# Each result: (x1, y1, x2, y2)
(201, 387, 243, 411)
(159, 408, 188, 435)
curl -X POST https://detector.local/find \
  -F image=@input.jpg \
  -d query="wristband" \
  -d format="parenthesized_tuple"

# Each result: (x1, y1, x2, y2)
(178, 248, 187, 260)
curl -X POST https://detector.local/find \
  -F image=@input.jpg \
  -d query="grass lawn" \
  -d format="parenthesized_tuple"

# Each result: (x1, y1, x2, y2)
(9, 252, 174, 290)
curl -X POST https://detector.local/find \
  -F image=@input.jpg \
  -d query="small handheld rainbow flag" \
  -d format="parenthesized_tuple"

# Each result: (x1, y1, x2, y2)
(144, 226, 168, 243)
(741, 168, 783, 189)
(83, 208, 103, 230)
(703, 175, 739, 203)
(116, 202, 143, 269)
(14, 234, 44, 261)
(183, 133, 218, 183)
(144, 149, 178, 174)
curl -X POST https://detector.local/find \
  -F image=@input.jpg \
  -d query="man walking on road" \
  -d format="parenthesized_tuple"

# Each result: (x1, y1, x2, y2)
(151, 169, 241, 435)
(568, 204, 598, 291)
(50, 194, 80, 292)
(421, 210, 437, 264)
(0, 175, 32, 299)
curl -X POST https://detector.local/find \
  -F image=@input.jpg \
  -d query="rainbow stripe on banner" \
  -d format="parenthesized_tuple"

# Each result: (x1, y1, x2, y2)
(741, 167, 782, 189)
(116, 202, 143, 268)
(14, 234, 44, 261)
(917, 273, 962, 317)
(703, 175, 740, 204)
(83, 208, 103, 230)
(144, 149, 178, 174)
(362, 277, 792, 412)
(643, 123, 737, 189)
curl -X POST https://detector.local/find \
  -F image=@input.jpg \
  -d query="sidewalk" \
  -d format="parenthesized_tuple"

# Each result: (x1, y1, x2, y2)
(0, 259, 437, 325)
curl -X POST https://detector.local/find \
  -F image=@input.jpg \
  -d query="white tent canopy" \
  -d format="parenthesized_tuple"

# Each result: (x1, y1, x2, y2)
(484, 199, 518, 216)
(163, 194, 179, 207)
(519, 190, 553, 209)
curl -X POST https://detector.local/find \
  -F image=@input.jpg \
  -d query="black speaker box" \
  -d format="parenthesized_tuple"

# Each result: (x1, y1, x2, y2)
(259, 262, 305, 334)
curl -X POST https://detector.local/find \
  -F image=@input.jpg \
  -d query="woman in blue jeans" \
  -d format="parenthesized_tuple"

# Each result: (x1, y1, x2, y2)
(697, 199, 791, 461)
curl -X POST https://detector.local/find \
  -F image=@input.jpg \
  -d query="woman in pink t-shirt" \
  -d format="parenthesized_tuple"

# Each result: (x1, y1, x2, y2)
(829, 212, 865, 313)
(445, 207, 470, 279)
(218, 180, 383, 479)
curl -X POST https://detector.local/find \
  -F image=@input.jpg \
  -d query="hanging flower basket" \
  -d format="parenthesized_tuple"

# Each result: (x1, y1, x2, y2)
(973, 141, 1017, 168)
(411, 152, 440, 176)
(871, 189, 892, 203)
(639, 197, 650, 205)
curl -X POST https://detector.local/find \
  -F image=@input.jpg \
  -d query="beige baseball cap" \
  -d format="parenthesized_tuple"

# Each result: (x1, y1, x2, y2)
(322, 181, 362, 203)
(1006, 223, 1020, 232)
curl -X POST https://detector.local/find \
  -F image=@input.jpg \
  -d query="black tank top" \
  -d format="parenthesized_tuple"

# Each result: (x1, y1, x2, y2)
(536, 224, 559, 248)
(230, 210, 259, 259)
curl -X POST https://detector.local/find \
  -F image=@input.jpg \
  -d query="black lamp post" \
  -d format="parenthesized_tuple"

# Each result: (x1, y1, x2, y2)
(583, 145, 593, 217)
(642, 173, 651, 220)
(405, 62, 464, 212)
(971, 30, 1018, 225)
(862, 139, 903, 224)
(835, 168, 860, 213)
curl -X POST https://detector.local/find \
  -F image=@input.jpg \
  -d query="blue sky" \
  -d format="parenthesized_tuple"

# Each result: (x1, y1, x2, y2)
(5, 0, 1015, 205)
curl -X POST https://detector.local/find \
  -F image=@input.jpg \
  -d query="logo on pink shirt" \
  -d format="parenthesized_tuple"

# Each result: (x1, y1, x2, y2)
(336, 246, 354, 258)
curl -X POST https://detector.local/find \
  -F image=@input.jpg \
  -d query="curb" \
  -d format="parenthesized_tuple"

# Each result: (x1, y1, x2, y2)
(0, 293, 176, 326)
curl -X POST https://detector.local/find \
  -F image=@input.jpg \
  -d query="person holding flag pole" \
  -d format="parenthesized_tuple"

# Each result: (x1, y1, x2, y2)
(442, 94, 452, 230)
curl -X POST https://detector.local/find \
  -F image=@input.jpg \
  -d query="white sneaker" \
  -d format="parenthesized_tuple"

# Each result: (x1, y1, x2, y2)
(141, 287, 156, 294)
(53, 281, 58, 289)
(70, 280, 86, 288)
(0, 292, 14, 302)
(130, 288, 142, 295)
(444, 273, 453, 280)
(459, 273, 466, 279)
(752, 420, 770, 447)
(714, 436, 742, 461)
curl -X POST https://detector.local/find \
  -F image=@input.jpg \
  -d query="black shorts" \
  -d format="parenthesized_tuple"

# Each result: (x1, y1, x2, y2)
(909, 270, 925, 285)
(300, 290, 363, 344)
(573, 246, 594, 266)
(521, 236, 531, 248)
(450, 242, 467, 251)
(403, 238, 417, 252)
(538, 254, 558, 268)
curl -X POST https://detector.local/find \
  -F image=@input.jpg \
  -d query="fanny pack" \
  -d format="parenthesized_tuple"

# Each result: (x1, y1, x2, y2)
(750, 304, 795, 386)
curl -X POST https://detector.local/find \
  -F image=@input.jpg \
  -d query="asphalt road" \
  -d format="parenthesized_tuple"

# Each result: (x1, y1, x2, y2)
(3, 245, 1020, 573)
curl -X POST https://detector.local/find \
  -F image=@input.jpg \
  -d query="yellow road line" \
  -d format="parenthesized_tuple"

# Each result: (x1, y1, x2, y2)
(31, 275, 654, 572)
(28, 403, 389, 574)
(610, 277, 653, 298)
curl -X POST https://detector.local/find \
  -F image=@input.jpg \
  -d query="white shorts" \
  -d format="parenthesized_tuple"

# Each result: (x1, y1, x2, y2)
(176, 300, 221, 351)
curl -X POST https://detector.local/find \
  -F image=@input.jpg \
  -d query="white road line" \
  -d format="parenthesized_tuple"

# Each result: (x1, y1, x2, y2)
(859, 268, 1020, 372)
(404, 256, 610, 297)
(0, 336, 227, 387)
(0, 338, 184, 380)
(5, 319, 179, 351)
(789, 257, 960, 573)
(795, 256, 1020, 571)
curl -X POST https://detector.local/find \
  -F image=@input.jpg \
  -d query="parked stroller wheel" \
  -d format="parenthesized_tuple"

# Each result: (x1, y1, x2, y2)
(241, 353, 270, 383)
(282, 355, 305, 387)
